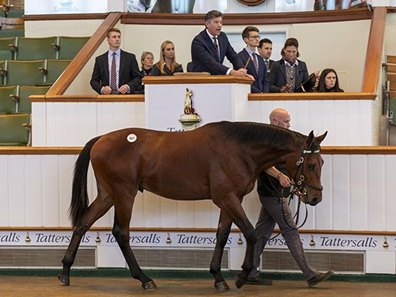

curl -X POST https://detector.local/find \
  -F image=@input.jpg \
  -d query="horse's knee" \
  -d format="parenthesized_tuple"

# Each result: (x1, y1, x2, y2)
(245, 229, 257, 245)
(112, 226, 129, 244)
(216, 233, 229, 247)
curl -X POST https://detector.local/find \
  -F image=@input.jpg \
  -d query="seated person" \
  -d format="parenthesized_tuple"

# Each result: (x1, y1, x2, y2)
(315, 68, 344, 92)
(186, 61, 194, 72)
(269, 37, 317, 93)
(151, 40, 183, 76)
(134, 51, 155, 94)
(140, 51, 154, 76)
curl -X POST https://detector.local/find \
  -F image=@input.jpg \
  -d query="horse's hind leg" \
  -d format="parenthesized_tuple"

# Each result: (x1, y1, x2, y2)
(59, 194, 113, 285)
(210, 210, 232, 291)
(112, 195, 156, 290)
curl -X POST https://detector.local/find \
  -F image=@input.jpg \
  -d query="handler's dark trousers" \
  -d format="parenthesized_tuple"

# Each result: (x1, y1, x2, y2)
(249, 195, 318, 279)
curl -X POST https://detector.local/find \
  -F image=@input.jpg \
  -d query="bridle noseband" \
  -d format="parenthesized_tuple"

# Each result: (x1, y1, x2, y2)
(292, 147, 323, 198)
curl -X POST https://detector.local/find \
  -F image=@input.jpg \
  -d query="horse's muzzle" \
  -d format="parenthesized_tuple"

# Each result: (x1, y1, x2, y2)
(308, 197, 322, 206)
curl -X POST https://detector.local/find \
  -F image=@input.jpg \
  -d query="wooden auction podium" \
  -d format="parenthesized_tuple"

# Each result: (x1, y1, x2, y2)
(143, 75, 252, 131)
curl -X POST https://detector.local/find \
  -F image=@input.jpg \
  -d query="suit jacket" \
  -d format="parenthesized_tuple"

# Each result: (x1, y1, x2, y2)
(262, 58, 275, 79)
(191, 29, 243, 75)
(151, 63, 184, 76)
(269, 59, 313, 93)
(90, 50, 142, 94)
(237, 49, 269, 93)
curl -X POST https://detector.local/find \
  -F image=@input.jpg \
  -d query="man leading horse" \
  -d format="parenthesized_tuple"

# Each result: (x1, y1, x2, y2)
(247, 108, 333, 287)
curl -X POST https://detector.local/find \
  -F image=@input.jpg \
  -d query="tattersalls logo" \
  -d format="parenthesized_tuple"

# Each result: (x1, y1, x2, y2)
(178, 88, 201, 131)
(0, 232, 20, 243)
(0, 231, 391, 251)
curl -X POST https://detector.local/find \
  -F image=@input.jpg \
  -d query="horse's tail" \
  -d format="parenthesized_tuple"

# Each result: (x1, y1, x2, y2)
(69, 136, 101, 227)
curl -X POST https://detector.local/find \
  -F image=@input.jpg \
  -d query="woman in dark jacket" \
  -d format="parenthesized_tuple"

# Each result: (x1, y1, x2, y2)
(316, 68, 344, 92)
(152, 40, 183, 76)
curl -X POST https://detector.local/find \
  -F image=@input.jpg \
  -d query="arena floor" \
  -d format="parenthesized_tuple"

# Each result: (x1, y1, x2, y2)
(1, 276, 396, 297)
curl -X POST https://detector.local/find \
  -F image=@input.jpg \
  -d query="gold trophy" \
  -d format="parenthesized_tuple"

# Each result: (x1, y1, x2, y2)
(179, 88, 201, 130)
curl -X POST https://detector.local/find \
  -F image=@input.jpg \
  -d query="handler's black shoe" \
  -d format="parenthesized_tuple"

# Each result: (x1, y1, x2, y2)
(307, 270, 333, 287)
(246, 277, 273, 286)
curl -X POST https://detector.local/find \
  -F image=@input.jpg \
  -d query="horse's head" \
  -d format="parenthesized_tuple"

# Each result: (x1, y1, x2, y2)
(286, 131, 327, 206)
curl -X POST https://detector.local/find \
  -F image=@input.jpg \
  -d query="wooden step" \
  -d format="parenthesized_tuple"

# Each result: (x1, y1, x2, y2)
(387, 73, 396, 82)
(385, 64, 396, 73)
(387, 91, 396, 98)
(388, 56, 396, 64)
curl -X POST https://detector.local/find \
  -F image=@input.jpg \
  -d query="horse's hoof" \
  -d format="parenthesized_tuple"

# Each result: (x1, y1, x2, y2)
(58, 274, 70, 286)
(214, 281, 230, 291)
(142, 280, 157, 290)
(235, 273, 247, 289)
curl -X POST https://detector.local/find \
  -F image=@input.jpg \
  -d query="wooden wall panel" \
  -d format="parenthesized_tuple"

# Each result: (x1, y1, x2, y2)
(25, 156, 43, 226)
(349, 155, 369, 231)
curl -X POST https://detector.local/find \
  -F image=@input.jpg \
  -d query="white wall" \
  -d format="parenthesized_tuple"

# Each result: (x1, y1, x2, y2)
(385, 13, 396, 55)
(1, 152, 396, 230)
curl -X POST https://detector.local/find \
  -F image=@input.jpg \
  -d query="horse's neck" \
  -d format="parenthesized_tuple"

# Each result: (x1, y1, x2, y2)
(251, 132, 303, 172)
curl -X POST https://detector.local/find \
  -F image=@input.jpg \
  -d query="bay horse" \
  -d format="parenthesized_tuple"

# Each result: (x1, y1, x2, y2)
(58, 121, 327, 291)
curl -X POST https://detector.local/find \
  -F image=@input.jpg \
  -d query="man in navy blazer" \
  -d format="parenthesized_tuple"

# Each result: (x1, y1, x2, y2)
(190, 10, 253, 79)
(237, 26, 269, 93)
(90, 28, 141, 95)
(258, 38, 274, 79)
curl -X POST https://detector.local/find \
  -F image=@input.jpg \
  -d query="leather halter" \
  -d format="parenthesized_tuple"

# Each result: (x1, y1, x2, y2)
(276, 146, 324, 234)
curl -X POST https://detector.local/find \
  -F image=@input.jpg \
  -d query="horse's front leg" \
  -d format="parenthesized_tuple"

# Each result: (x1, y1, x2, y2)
(214, 195, 256, 289)
(210, 210, 232, 291)
(235, 224, 256, 289)
(59, 196, 113, 286)
(112, 197, 156, 290)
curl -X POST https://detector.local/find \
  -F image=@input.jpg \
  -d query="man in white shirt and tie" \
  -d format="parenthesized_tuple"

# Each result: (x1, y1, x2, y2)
(258, 38, 274, 79)
(190, 10, 253, 79)
(90, 28, 141, 95)
(237, 26, 269, 93)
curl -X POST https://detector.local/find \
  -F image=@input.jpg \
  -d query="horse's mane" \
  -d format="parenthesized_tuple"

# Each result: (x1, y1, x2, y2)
(214, 121, 305, 149)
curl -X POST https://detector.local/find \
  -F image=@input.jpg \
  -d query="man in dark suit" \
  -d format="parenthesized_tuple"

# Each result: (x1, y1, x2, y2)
(258, 38, 274, 79)
(190, 10, 253, 79)
(237, 26, 269, 93)
(90, 28, 141, 95)
(269, 37, 316, 93)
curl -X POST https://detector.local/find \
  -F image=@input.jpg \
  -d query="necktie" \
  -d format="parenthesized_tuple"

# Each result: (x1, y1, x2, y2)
(213, 36, 220, 62)
(265, 60, 270, 72)
(110, 52, 117, 94)
(252, 53, 259, 74)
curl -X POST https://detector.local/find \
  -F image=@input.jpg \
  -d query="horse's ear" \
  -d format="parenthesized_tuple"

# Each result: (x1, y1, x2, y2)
(305, 130, 315, 147)
(315, 131, 328, 145)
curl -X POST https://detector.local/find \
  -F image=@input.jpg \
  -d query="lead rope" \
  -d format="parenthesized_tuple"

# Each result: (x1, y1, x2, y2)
(268, 189, 309, 241)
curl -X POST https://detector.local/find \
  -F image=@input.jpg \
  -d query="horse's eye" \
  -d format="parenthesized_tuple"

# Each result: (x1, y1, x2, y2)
(308, 164, 316, 171)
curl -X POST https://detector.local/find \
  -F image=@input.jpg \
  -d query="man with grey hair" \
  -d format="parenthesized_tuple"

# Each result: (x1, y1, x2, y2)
(190, 10, 253, 79)
(247, 108, 333, 287)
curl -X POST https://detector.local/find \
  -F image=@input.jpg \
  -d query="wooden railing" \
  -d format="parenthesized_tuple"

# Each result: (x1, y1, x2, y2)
(362, 6, 387, 93)
(248, 92, 376, 101)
